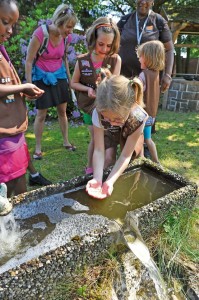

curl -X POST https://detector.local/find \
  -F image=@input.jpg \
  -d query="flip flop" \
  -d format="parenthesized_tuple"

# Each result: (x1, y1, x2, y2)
(64, 144, 76, 151)
(33, 152, 43, 160)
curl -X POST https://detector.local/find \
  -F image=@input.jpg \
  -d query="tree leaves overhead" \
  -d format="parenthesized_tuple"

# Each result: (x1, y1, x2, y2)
(17, 0, 199, 30)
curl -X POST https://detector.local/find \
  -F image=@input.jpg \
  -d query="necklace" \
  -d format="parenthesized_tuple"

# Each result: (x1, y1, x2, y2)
(136, 9, 152, 46)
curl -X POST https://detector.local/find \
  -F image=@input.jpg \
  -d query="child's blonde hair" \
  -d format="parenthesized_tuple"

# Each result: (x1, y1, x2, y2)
(96, 75, 144, 119)
(86, 17, 120, 56)
(137, 40, 165, 71)
(51, 4, 78, 28)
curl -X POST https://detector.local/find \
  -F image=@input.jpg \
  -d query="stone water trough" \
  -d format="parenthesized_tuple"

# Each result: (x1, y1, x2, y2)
(0, 158, 197, 299)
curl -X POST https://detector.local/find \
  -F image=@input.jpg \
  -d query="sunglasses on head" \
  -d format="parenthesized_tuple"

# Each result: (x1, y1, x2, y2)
(61, 7, 74, 15)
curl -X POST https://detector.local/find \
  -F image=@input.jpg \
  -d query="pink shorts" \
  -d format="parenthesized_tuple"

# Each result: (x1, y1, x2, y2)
(0, 135, 30, 183)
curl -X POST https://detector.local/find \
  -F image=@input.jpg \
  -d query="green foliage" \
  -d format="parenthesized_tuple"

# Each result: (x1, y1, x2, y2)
(158, 206, 199, 265)
(177, 35, 199, 58)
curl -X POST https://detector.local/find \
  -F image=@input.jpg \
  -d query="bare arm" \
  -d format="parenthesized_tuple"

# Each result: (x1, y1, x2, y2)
(86, 125, 105, 195)
(112, 55, 121, 75)
(0, 83, 44, 99)
(105, 125, 144, 187)
(161, 40, 174, 92)
(64, 56, 71, 87)
(86, 123, 145, 199)
(25, 36, 41, 83)
(92, 125, 105, 182)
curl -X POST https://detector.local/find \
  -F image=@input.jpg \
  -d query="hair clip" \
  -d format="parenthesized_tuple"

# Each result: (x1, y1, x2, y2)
(129, 79, 134, 85)
(62, 7, 73, 15)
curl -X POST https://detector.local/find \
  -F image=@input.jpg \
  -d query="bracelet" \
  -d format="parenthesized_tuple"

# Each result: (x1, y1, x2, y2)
(164, 73, 172, 80)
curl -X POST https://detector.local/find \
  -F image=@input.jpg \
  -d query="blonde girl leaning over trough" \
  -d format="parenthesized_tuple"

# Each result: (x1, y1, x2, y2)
(86, 74, 148, 199)
(71, 17, 121, 175)
(25, 4, 78, 160)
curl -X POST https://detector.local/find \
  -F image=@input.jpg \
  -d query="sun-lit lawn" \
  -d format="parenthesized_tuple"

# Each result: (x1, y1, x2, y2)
(26, 110, 199, 186)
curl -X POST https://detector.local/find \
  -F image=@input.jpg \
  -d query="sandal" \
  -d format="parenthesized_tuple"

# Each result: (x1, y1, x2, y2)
(85, 167, 93, 175)
(33, 152, 42, 160)
(64, 144, 76, 151)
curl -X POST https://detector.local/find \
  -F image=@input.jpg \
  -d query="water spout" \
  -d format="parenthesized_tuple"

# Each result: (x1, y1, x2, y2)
(0, 183, 12, 216)
(122, 215, 169, 300)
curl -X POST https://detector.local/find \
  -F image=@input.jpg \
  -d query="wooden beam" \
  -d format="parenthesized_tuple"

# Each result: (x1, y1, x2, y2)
(174, 44, 199, 48)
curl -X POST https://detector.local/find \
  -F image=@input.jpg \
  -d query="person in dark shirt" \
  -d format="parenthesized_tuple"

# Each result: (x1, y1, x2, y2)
(117, 0, 174, 93)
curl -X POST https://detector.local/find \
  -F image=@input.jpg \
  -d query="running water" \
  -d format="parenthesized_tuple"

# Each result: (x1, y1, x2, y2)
(122, 218, 169, 300)
(0, 213, 23, 260)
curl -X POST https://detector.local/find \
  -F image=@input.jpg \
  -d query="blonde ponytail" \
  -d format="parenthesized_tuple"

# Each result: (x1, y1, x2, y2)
(129, 77, 144, 107)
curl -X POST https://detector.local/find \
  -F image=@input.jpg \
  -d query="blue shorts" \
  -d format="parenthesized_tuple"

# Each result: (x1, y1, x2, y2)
(144, 125, 152, 139)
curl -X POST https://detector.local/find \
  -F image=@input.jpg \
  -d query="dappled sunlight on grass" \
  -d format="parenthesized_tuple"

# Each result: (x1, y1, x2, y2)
(156, 122, 173, 129)
(162, 158, 192, 171)
(167, 134, 179, 141)
(187, 141, 199, 147)
(25, 132, 35, 139)
(154, 110, 199, 185)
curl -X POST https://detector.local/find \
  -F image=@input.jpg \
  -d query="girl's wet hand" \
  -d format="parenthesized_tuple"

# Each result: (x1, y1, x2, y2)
(102, 181, 113, 197)
(86, 179, 107, 199)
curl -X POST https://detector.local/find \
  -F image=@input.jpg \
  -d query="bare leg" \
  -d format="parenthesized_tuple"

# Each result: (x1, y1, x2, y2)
(145, 138, 159, 163)
(6, 174, 27, 197)
(139, 146, 144, 158)
(34, 108, 48, 153)
(57, 102, 72, 147)
(27, 160, 37, 175)
(104, 147, 117, 169)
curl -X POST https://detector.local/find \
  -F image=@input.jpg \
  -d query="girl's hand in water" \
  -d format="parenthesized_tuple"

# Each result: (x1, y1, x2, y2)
(102, 181, 113, 197)
(86, 179, 106, 199)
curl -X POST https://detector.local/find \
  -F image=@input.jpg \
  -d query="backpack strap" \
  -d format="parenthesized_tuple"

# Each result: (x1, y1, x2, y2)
(37, 24, 49, 56)
(117, 11, 164, 34)
(117, 12, 132, 33)
(149, 11, 164, 32)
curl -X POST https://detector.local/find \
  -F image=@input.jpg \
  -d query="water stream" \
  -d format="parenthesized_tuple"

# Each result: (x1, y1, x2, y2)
(123, 230, 169, 300)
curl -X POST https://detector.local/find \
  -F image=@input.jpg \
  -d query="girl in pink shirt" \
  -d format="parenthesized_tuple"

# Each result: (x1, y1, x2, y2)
(26, 4, 78, 159)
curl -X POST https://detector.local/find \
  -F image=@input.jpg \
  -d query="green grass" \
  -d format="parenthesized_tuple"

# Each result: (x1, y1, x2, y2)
(154, 110, 199, 185)
(26, 121, 89, 185)
(155, 207, 199, 264)
(26, 110, 199, 186)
